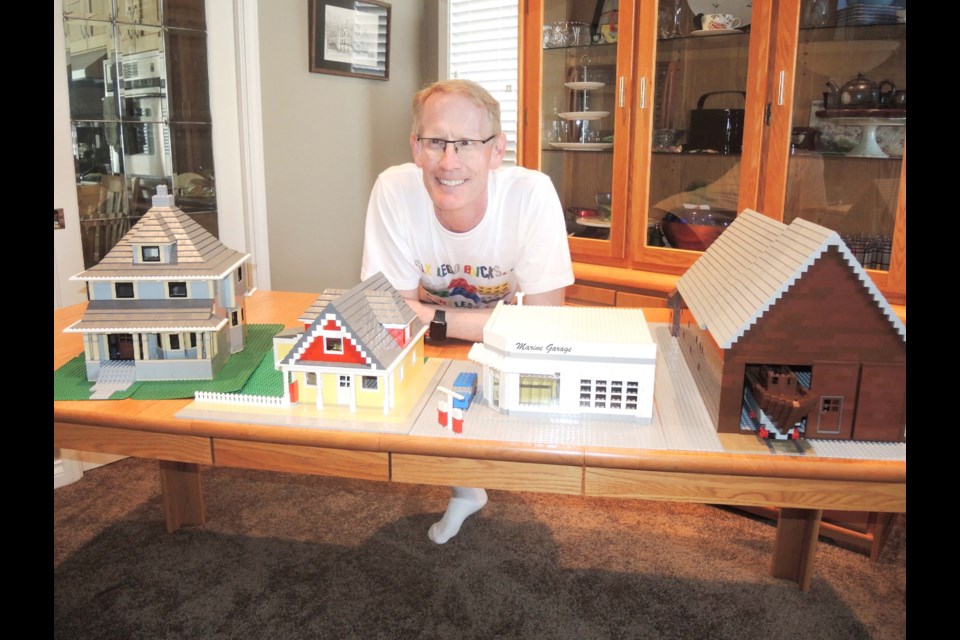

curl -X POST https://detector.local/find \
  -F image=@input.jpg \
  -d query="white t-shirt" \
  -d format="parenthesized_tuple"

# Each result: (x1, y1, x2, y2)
(361, 163, 574, 309)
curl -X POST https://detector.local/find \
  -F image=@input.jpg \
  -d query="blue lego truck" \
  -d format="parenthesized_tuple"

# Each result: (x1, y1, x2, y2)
(451, 371, 478, 410)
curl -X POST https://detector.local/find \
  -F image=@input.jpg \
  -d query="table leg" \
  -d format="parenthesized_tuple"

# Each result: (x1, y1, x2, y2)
(158, 460, 205, 533)
(771, 508, 822, 591)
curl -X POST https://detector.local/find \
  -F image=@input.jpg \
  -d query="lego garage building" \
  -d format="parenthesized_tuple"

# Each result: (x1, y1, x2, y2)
(468, 302, 656, 420)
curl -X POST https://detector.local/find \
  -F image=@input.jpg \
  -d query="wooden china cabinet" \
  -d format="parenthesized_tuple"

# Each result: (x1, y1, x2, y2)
(519, 0, 906, 558)
(519, 0, 906, 309)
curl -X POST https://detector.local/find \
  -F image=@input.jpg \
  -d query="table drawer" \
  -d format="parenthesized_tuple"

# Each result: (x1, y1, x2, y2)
(391, 454, 582, 495)
(55, 422, 213, 464)
(213, 439, 389, 481)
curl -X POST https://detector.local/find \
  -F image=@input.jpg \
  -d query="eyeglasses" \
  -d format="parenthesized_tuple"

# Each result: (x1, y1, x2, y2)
(416, 135, 496, 158)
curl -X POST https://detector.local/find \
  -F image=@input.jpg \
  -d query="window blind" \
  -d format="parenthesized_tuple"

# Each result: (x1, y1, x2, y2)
(447, 0, 519, 165)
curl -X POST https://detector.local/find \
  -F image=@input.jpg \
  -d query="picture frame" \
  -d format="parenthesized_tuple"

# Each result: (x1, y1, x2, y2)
(309, 0, 391, 81)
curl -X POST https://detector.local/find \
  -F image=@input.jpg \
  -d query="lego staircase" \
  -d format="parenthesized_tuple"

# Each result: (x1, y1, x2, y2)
(90, 361, 137, 399)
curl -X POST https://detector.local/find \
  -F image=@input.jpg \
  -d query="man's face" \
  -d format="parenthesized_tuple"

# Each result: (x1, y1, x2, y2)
(410, 92, 505, 226)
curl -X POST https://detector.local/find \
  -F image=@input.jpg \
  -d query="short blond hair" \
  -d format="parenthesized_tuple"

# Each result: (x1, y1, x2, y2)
(411, 79, 501, 136)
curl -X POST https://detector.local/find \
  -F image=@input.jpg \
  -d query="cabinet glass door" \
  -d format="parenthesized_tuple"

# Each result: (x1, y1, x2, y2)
(784, 1, 906, 288)
(527, 0, 633, 261)
(634, 0, 754, 271)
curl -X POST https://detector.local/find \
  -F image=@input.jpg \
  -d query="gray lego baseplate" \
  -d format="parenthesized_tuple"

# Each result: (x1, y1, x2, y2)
(177, 324, 905, 462)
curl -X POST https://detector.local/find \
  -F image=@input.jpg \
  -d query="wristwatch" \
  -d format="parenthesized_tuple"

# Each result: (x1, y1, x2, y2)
(429, 309, 447, 342)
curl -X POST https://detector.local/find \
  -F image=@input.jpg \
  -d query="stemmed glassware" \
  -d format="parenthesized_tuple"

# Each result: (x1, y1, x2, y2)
(659, 0, 684, 38)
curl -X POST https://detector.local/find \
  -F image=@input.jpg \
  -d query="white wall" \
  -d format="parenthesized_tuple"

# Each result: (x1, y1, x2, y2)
(258, 1, 431, 293)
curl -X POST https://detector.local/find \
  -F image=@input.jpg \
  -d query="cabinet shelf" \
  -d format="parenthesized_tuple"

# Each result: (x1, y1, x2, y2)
(542, 42, 617, 52)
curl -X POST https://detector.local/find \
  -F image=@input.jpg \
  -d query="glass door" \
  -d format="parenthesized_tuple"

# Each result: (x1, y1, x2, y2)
(632, 0, 756, 273)
(784, 0, 906, 295)
(522, 0, 635, 262)
(63, 0, 217, 268)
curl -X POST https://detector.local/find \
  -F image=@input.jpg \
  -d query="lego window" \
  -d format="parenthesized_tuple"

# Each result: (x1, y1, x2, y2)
(169, 334, 181, 350)
(142, 246, 161, 262)
(168, 282, 188, 298)
(519, 374, 560, 406)
(362, 376, 379, 390)
(231, 310, 239, 326)
(189, 333, 197, 348)
(306, 372, 317, 385)
(237, 265, 243, 281)
(115, 282, 134, 298)
(339, 375, 351, 387)
(326, 338, 343, 353)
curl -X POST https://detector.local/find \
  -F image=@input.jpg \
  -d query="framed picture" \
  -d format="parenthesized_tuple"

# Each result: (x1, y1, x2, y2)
(309, 0, 391, 81)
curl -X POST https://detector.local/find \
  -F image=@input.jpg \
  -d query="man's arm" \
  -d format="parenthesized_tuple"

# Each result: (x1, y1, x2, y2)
(398, 289, 492, 343)
(399, 286, 567, 343)
(520, 287, 566, 307)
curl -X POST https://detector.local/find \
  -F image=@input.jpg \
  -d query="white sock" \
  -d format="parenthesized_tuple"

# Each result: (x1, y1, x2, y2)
(428, 486, 488, 544)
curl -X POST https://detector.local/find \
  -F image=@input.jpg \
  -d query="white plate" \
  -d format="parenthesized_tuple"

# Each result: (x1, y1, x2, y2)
(564, 81, 605, 91)
(548, 142, 614, 151)
(691, 29, 744, 36)
(557, 111, 610, 121)
(576, 217, 612, 228)
(687, 0, 753, 26)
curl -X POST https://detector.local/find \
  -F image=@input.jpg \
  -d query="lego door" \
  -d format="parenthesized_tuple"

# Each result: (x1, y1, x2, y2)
(338, 375, 353, 405)
(108, 334, 135, 360)
(814, 396, 843, 436)
(854, 363, 907, 442)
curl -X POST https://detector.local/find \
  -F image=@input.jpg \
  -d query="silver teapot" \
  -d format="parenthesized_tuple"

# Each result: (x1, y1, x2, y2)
(826, 73, 896, 109)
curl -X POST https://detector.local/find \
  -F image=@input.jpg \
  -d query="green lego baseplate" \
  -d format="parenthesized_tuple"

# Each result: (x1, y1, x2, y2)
(53, 324, 285, 401)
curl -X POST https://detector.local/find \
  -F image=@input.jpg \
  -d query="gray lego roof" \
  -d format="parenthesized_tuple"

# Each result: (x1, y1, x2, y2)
(676, 209, 906, 349)
(71, 202, 250, 281)
(283, 273, 425, 370)
(63, 299, 226, 333)
(298, 289, 348, 325)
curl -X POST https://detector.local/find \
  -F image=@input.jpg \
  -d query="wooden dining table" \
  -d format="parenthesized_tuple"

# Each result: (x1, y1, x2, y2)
(54, 289, 906, 591)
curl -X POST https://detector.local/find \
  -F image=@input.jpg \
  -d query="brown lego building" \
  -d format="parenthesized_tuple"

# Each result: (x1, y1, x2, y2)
(669, 210, 906, 442)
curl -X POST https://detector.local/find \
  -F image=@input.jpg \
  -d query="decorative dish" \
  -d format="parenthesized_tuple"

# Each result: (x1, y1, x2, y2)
(576, 217, 612, 228)
(548, 142, 614, 151)
(691, 29, 744, 36)
(564, 81, 605, 91)
(557, 111, 610, 121)
(687, 0, 753, 26)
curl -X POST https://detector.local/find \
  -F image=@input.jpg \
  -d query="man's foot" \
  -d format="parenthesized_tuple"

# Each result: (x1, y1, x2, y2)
(428, 487, 488, 544)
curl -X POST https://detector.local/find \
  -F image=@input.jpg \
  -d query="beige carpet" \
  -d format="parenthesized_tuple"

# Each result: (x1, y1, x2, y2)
(54, 457, 906, 639)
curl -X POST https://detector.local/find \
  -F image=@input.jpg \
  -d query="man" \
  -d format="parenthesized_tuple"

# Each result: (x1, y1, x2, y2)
(361, 79, 574, 544)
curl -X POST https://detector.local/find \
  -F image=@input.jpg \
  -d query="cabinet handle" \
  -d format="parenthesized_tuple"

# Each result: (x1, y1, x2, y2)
(621, 76, 628, 109)
(777, 70, 785, 106)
